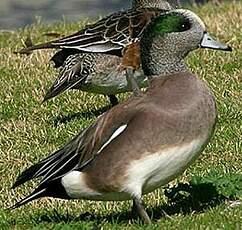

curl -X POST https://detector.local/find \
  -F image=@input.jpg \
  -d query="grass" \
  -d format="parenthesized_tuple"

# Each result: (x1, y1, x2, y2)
(0, 1, 242, 229)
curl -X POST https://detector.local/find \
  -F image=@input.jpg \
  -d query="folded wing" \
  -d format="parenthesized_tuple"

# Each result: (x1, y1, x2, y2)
(12, 101, 140, 192)
(43, 53, 96, 101)
(18, 8, 166, 55)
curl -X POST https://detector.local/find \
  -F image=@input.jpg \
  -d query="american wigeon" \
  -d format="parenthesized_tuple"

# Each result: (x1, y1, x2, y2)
(18, 1, 175, 106)
(11, 9, 231, 223)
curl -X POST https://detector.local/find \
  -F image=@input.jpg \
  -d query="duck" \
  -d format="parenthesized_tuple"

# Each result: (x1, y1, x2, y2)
(18, 0, 176, 106)
(11, 9, 231, 223)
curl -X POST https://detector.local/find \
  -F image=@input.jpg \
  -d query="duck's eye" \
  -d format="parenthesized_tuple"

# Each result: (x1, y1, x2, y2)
(179, 20, 191, 32)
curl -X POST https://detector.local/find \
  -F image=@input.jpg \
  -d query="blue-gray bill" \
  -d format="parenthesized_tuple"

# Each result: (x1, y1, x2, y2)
(200, 32, 232, 51)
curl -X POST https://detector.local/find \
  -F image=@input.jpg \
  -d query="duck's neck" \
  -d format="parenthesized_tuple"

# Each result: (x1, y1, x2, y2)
(143, 56, 187, 77)
(141, 38, 188, 76)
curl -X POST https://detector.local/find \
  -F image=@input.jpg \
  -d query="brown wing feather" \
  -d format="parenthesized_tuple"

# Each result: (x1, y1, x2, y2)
(17, 8, 166, 55)
(12, 98, 142, 189)
(43, 53, 94, 102)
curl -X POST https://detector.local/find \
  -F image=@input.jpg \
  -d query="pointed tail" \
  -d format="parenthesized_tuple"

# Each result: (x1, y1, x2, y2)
(12, 148, 65, 189)
(9, 187, 47, 209)
(17, 41, 58, 54)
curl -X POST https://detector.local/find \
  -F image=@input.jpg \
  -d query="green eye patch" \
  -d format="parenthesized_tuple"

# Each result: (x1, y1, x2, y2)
(151, 12, 191, 35)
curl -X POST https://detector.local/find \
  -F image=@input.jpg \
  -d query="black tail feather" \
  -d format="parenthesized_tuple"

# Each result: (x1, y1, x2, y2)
(17, 41, 57, 54)
(12, 133, 82, 189)
(10, 187, 47, 210)
(11, 163, 44, 189)
(12, 149, 66, 189)
(10, 179, 70, 210)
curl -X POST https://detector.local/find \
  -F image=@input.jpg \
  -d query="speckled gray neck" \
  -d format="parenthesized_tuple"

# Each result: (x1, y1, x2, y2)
(140, 34, 188, 76)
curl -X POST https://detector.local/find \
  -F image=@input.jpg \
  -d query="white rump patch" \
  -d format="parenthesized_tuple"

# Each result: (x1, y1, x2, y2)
(61, 170, 131, 201)
(61, 171, 101, 199)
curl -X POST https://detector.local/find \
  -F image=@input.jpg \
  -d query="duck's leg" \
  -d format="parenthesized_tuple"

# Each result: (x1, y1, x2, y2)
(132, 198, 151, 224)
(122, 42, 142, 97)
(126, 67, 142, 97)
(108, 94, 118, 107)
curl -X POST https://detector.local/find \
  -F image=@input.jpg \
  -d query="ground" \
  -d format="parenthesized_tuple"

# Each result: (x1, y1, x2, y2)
(0, 1, 241, 229)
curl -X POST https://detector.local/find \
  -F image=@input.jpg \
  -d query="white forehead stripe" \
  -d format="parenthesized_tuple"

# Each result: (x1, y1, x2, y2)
(174, 9, 206, 31)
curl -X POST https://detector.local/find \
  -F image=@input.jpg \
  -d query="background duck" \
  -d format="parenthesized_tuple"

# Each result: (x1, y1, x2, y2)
(18, 0, 179, 106)
(11, 9, 231, 224)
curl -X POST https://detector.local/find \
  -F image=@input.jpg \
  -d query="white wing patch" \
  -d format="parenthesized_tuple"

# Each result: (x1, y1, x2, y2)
(97, 124, 127, 154)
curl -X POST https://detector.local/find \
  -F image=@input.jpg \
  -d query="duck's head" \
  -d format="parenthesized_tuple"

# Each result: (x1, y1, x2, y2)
(133, 0, 173, 10)
(140, 9, 232, 75)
